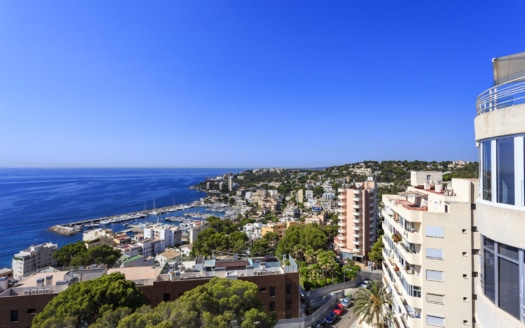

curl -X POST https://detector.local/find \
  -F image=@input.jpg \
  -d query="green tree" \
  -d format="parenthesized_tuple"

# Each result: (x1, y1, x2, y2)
(353, 281, 393, 327)
(124, 277, 276, 328)
(52, 241, 86, 267)
(32, 272, 146, 328)
(342, 260, 361, 281)
(368, 237, 384, 266)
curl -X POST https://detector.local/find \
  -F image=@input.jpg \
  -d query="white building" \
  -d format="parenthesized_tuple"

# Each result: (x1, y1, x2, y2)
(12, 243, 58, 279)
(144, 224, 182, 248)
(474, 51, 525, 326)
(382, 172, 478, 327)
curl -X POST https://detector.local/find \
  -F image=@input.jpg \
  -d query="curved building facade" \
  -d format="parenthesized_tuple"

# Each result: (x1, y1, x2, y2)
(475, 52, 525, 327)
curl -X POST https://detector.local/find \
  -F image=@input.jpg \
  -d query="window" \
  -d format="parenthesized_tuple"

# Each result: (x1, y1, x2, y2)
(285, 284, 292, 295)
(426, 293, 444, 304)
(269, 286, 275, 296)
(426, 270, 444, 282)
(10, 310, 19, 322)
(269, 302, 275, 311)
(163, 293, 170, 302)
(286, 299, 292, 309)
(425, 226, 444, 238)
(426, 248, 443, 259)
(482, 140, 492, 201)
(259, 287, 266, 292)
(497, 137, 515, 205)
(426, 315, 444, 326)
(499, 257, 519, 318)
(483, 236, 520, 319)
(27, 308, 36, 314)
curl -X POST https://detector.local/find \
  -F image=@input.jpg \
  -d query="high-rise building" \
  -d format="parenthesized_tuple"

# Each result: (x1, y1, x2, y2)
(336, 177, 378, 262)
(382, 171, 478, 327)
(474, 51, 525, 326)
(12, 243, 58, 279)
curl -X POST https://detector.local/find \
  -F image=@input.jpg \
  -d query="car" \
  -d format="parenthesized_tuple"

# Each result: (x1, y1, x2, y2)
(325, 311, 338, 324)
(340, 296, 351, 308)
(360, 278, 371, 288)
(333, 303, 344, 316)
(312, 320, 325, 328)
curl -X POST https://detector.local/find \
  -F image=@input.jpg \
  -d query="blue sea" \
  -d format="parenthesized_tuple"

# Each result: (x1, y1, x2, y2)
(0, 168, 244, 269)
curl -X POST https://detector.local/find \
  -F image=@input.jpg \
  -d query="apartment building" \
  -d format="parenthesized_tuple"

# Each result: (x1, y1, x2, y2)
(12, 243, 58, 279)
(382, 171, 478, 328)
(144, 224, 182, 248)
(82, 228, 115, 249)
(336, 177, 378, 262)
(474, 51, 525, 326)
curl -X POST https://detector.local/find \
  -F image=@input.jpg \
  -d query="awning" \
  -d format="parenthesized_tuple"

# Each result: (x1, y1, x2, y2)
(493, 52, 525, 85)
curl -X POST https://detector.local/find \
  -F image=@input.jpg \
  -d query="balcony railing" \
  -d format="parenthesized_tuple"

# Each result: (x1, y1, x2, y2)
(476, 77, 525, 115)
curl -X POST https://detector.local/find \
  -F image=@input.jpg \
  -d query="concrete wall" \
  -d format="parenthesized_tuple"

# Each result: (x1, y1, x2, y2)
(474, 103, 525, 141)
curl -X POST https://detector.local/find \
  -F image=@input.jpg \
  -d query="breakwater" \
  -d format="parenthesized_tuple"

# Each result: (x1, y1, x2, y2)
(48, 201, 204, 236)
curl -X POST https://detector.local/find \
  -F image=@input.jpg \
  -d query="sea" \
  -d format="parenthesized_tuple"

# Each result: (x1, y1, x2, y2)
(0, 168, 244, 269)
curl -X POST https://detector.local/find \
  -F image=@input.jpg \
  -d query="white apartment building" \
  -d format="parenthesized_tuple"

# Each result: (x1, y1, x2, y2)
(336, 177, 378, 262)
(382, 171, 478, 328)
(12, 243, 58, 279)
(144, 224, 182, 248)
(474, 52, 525, 326)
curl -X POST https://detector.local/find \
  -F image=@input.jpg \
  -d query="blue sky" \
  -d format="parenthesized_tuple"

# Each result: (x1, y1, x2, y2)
(1, 1, 524, 169)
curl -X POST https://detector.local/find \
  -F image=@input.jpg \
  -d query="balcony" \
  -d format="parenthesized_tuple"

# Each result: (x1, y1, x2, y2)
(353, 204, 361, 209)
(353, 240, 360, 246)
(353, 219, 361, 224)
(353, 190, 360, 195)
(353, 197, 361, 201)
(339, 235, 346, 241)
(337, 202, 345, 207)
(338, 227, 346, 234)
(396, 242, 421, 265)
(339, 220, 347, 227)
(337, 208, 346, 214)
(353, 210, 360, 216)
(338, 188, 346, 193)
(353, 225, 361, 231)
(476, 76, 525, 115)
(338, 193, 346, 200)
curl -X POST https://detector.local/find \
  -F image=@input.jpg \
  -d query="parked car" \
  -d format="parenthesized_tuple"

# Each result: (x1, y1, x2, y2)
(333, 303, 344, 316)
(312, 319, 325, 328)
(325, 311, 338, 324)
(360, 278, 371, 288)
(340, 296, 351, 308)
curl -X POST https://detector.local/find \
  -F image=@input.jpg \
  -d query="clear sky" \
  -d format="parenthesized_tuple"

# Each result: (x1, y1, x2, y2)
(1, 1, 524, 169)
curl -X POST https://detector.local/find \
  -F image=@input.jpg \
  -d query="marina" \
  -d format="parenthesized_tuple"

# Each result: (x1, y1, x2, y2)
(48, 202, 237, 236)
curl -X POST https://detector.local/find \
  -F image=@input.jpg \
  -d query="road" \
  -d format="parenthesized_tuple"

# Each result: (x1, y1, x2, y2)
(326, 269, 383, 328)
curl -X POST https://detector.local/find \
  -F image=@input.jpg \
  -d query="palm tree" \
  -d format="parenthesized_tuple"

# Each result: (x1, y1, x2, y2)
(352, 281, 393, 327)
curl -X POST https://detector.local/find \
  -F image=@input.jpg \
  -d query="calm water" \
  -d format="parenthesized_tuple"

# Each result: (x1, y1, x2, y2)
(0, 168, 243, 269)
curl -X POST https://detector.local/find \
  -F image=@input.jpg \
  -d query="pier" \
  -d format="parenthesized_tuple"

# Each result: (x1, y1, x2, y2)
(48, 201, 204, 236)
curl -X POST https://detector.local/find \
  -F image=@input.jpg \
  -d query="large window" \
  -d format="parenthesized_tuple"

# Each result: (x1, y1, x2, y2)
(497, 138, 515, 205)
(482, 140, 492, 201)
(483, 236, 521, 320)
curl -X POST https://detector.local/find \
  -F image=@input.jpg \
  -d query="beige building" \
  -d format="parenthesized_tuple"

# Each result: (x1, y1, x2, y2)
(12, 243, 58, 279)
(382, 171, 478, 327)
(474, 52, 525, 326)
(82, 228, 115, 249)
(336, 178, 378, 262)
